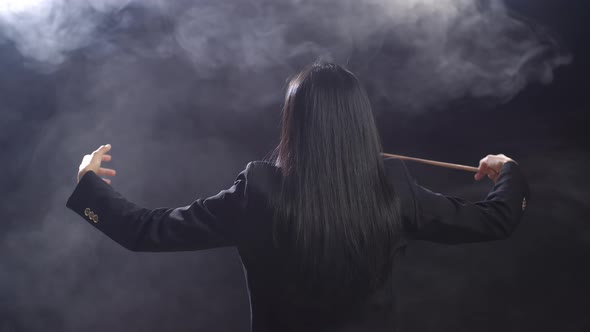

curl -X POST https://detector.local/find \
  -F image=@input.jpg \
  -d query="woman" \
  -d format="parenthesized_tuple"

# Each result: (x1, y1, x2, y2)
(67, 63, 530, 331)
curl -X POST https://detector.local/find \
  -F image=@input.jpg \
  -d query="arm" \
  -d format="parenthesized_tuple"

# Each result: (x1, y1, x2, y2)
(400, 159, 530, 243)
(66, 144, 250, 252)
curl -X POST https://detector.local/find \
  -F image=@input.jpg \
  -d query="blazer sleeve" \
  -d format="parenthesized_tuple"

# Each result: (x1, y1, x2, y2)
(65, 162, 253, 252)
(398, 160, 531, 243)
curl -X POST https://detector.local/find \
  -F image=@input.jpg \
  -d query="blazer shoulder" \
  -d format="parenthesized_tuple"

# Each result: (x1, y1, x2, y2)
(242, 160, 282, 203)
(244, 160, 282, 182)
(236, 161, 281, 248)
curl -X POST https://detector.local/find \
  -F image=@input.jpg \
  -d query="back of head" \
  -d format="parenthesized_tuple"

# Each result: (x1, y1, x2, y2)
(272, 62, 402, 313)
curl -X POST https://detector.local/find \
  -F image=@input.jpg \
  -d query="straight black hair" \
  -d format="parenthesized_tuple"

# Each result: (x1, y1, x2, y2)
(271, 62, 402, 307)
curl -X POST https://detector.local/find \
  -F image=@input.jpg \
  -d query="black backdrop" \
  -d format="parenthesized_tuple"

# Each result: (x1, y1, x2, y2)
(0, 0, 588, 331)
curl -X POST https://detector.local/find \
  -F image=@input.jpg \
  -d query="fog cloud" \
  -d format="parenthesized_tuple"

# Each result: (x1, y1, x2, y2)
(0, 0, 571, 109)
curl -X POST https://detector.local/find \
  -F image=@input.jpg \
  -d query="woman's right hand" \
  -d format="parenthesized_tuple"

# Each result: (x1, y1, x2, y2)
(474, 154, 515, 183)
(77, 144, 117, 184)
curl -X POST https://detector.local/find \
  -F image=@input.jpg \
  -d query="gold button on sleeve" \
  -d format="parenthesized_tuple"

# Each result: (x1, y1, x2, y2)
(521, 197, 527, 211)
(92, 214, 99, 223)
(84, 208, 91, 216)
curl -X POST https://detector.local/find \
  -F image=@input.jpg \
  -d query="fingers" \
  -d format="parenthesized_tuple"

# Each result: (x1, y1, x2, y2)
(475, 154, 514, 183)
(102, 154, 112, 162)
(92, 144, 112, 157)
(474, 162, 488, 181)
(97, 167, 117, 177)
(487, 168, 499, 182)
(99, 166, 116, 185)
(474, 162, 500, 182)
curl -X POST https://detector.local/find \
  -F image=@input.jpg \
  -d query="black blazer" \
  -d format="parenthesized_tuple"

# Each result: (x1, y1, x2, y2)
(66, 157, 530, 331)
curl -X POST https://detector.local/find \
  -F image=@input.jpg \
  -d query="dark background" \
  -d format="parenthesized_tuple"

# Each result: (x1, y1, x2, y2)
(0, 0, 588, 331)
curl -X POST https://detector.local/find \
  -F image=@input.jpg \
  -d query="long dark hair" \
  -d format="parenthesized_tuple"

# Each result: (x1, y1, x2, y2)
(272, 62, 401, 306)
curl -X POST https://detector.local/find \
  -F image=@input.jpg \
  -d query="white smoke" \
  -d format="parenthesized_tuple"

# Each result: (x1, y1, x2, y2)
(366, 0, 572, 107)
(0, 0, 97, 67)
(0, 0, 571, 107)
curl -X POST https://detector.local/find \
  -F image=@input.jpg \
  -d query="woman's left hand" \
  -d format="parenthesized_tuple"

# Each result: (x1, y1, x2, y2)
(77, 144, 117, 184)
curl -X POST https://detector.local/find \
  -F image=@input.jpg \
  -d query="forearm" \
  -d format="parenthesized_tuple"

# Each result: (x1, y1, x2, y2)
(66, 170, 236, 252)
(67, 170, 151, 250)
(407, 161, 530, 243)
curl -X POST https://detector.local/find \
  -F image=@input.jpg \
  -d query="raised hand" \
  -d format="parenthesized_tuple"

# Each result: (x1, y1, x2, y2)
(77, 144, 117, 184)
(474, 154, 515, 183)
